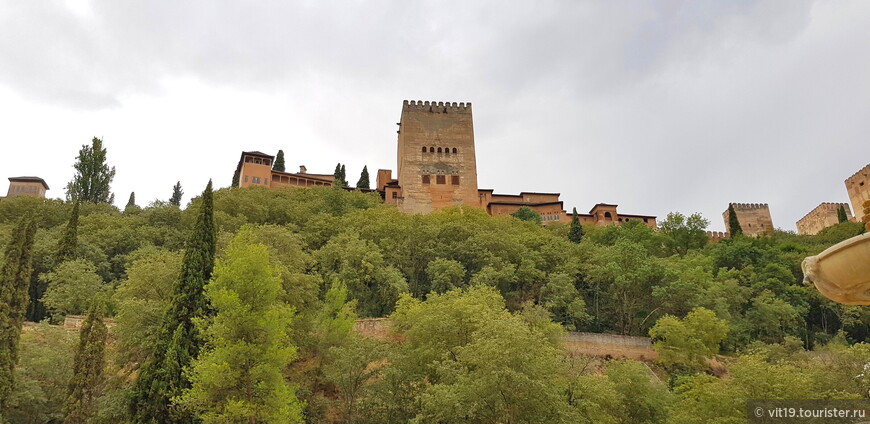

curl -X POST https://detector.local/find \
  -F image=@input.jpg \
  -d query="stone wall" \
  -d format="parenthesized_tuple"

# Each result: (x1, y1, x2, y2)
(845, 164, 870, 223)
(706, 231, 730, 242)
(796, 202, 853, 235)
(722, 203, 774, 237)
(396, 100, 481, 214)
(352, 318, 657, 360)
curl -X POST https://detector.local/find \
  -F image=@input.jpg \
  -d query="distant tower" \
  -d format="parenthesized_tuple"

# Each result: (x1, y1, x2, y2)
(6, 177, 49, 198)
(845, 164, 870, 223)
(395, 100, 480, 213)
(722, 203, 774, 237)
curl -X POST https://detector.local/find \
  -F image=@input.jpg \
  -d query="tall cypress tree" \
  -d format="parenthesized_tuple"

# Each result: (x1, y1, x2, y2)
(333, 163, 342, 187)
(62, 304, 107, 424)
(727, 204, 743, 237)
(837, 205, 848, 223)
(568, 207, 584, 243)
(170, 182, 183, 207)
(130, 181, 216, 423)
(65, 137, 116, 204)
(56, 202, 80, 263)
(126, 192, 136, 208)
(273, 150, 286, 172)
(231, 168, 240, 188)
(356, 165, 370, 189)
(340, 164, 346, 185)
(0, 218, 37, 408)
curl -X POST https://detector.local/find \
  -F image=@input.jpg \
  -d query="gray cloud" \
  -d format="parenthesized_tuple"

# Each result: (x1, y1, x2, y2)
(1, 0, 868, 231)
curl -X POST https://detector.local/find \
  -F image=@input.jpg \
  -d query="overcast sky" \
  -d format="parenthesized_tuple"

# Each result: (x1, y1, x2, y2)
(1, 0, 868, 231)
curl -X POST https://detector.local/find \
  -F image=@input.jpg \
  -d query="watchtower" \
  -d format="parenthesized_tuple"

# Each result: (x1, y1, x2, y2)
(395, 100, 480, 213)
(723, 203, 774, 237)
(845, 164, 870, 223)
(6, 177, 49, 198)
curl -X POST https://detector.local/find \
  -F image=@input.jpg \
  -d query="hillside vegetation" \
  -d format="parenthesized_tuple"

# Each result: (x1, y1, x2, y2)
(0, 186, 867, 423)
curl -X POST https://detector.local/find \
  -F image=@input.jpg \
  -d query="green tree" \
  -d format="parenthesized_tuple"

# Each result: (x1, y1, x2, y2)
(0, 217, 37, 408)
(394, 287, 571, 423)
(62, 305, 108, 424)
(837, 205, 848, 223)
(356, 165, 370, 189)
(659, 212, 709, 257)
(273, 149, 286, 172)
(510, 206, 542, 224)
(65, 137, 116, 204)
(40, 260, 111, 320)
(568, 207, 584, 243)
(3, 323, 77, 423)
(649, 307, 728, 373)
(130, 181, 216, 423)
(726, 204, 742, 237)
(113, 248, 182, 366)
(340, 164, 347, 185)
(333, 163, 346, 187)
(126, 192, 136, 208)
(315, 232, 408, 317)
(604, 360, 671, 424)
(323, 336, 386, 424)
(56, 202, 80, 263)
(169, 182, 183, 207)
(425, 258, 465, 294)
(179, 240, 302, 423)
(231, 168, 240, 188)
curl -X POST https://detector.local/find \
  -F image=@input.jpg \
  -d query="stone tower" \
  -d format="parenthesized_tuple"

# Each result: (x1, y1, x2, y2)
(395, 100, 480, 213)
(723, 203, 774, 237)
(845, 164, 870, 223)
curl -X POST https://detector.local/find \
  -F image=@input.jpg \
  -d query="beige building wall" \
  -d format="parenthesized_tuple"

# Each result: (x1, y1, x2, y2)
(723, 203, 774, 236)
(6, 177, 49, 198)
(396, 100, 480, 214)
(845, 164, 870, 223)
(796, 202, 853, 235)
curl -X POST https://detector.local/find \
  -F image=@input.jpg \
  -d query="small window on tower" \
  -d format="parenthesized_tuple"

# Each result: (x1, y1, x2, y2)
(392, 191, 398, 199)
(430, 147, 435, 152)
(437, 147, 442, 153)
(253, 177, 261, 184)
(422, 175, 430, 184)
(264, 178, 268, 185)
(244, 176, 249, 182)
(451, 176, 460, 185)
(452, 148, 458, 153)
(422, 146, 426, 152)
(436, 175, 446, 184)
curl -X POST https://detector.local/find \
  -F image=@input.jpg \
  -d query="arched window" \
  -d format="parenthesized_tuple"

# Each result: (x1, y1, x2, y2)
(437, 147, 442, 153)
(422, 146, 426, 152)
(604, 212, 612, 220)
(430, 147, 435, 152)
(452, 148, 458, 153)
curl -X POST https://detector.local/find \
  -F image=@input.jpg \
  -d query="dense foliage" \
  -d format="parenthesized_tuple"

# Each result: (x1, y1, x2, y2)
(0, 185, 867, 423)
(65, 137, 116, 204)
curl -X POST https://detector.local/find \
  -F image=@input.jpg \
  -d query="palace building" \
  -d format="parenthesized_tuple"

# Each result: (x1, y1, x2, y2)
(234, 100, 656, 227)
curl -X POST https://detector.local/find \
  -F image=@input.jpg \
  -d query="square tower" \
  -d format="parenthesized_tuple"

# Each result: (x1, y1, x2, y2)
(845, 164, 870, 222)
(722, 203, 774, 237)
(6, 177, 49, 198)
(396, 100, 480, 213)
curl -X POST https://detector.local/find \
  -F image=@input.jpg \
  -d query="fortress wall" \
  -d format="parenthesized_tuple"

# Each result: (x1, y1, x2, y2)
(795, 202, 853, 235)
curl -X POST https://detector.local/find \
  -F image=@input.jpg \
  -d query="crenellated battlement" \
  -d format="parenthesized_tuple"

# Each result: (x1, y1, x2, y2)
(729, 202, 769, 210)
(706, 231, 730, 241)
(403, 100, 472, 114)
(845, 163, 870, 183)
